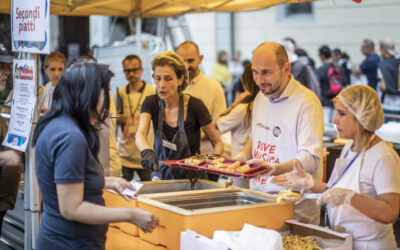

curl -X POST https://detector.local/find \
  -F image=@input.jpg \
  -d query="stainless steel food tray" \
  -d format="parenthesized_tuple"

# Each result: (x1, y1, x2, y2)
(154, 191, 275, 210)
(139, 179, 224, 194)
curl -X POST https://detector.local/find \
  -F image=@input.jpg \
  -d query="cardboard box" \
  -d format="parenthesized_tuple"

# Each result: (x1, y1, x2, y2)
(281, 220, 353, 250)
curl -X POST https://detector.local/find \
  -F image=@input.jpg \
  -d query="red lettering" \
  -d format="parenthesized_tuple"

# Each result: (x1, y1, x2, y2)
(262, 153, 267, 161)
(269, 145, 276, 154)
(15, 7, 40, 22)
(257, 141, 262, 150)
(261, 178, 267, 185)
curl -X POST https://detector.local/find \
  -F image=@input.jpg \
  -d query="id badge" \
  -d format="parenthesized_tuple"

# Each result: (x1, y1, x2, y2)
(162, 139, 177, 151)
(127, 123, 136, 134)
(127, 116, 138, 134)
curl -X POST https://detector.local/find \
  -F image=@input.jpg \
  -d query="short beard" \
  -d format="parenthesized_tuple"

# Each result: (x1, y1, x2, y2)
(129, 78, 139, 85)
(262, 70, 286, 97)
(261, 80, 281, 97)
(188, 67, 198, 79)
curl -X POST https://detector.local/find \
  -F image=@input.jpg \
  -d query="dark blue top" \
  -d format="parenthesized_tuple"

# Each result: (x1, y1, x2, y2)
(35, 115, 107, 250)
(379, 57, 400, 95)
(360, 53, 381, 90)
(316, 63, 334, 106)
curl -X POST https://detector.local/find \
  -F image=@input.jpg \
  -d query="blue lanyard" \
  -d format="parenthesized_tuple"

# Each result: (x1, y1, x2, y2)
(325, 149, 359, 190)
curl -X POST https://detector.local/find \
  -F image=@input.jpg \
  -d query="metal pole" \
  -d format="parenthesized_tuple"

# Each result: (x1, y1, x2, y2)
(135, 15, 142, 57)
(24, 53, 41, 250)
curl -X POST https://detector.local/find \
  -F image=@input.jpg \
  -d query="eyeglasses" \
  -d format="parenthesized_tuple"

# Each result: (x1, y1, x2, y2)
(124, 67, 142, 74)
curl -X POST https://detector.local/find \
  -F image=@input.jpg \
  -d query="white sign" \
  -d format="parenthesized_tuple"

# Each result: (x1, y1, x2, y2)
(11, 0, 50, 54)
(2, 59, 37, 151)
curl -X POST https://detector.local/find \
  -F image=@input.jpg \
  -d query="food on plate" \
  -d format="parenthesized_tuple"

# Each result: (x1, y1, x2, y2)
(282, 235, 321, 250)
(207, 161, 251, 174)
(190, 154, 218, 160)
(211, 157, 225, 164)
(276, 190, 303, 203)
(236, 164, 251, 173)
(227, 161, 240, 168)
(184, 158, 205, 166)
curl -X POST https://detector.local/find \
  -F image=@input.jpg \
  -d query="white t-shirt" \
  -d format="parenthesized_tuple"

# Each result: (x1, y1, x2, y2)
(250, 75, 324, 224)
(184, 71, 227, 154)
(216, 103, 251, 157)
(327, 141, 400, 249)
(40, 81, 56, 111)
(228, 61, 244, 79)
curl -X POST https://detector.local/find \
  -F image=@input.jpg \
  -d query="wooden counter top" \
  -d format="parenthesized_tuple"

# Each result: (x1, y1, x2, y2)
(106, 226, 166, 250)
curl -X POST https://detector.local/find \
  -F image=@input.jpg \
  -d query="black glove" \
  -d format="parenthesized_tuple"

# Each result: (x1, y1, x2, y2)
(141, 149, 159, 171)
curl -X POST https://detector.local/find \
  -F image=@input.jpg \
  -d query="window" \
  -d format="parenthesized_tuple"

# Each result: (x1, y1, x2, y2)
(276, 2, 314, 24)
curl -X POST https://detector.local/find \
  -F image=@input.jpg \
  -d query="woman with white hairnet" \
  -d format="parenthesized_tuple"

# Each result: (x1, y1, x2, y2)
(272, 85, 400, 249)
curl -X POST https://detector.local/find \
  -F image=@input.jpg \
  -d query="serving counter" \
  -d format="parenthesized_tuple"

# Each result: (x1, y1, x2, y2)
(104, 180, 294, 250)
(103, 179, 226, 236)
(138, 188, 294, 250)
(106, 226, 165, 250)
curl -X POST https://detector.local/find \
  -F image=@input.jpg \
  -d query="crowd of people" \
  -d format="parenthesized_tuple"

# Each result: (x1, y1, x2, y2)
(280, 37, 400, 123)
(0, 36, 399, 249)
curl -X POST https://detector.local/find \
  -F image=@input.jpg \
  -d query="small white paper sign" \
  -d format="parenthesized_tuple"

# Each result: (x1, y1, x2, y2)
(2, 59, 37, 152)
(122, 180, 144, 199)
(11, 0, 50, 54)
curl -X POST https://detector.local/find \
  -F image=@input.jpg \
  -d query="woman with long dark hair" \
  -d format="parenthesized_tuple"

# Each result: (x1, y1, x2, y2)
(33, 60, 158, 249)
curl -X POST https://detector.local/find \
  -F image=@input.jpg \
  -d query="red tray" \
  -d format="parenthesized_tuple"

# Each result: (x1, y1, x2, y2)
(161, 158, 272, 178)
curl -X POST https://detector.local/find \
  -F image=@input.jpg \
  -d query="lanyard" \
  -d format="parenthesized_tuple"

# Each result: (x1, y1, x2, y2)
(127, 85, 145, 117)
(325, 149, 359, 190)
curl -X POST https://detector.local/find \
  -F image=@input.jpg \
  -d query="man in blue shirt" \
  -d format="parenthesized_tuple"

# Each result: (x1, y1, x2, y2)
(378, 38, 400, 111)
(359, 39, 380, 90)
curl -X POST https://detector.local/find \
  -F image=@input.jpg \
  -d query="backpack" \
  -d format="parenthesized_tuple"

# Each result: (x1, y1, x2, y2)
(327, 64, 344, 95)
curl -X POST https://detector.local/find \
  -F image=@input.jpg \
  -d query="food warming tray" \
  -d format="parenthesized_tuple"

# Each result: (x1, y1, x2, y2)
(138, 188, 294, 250)
(103, 179, 225, 236)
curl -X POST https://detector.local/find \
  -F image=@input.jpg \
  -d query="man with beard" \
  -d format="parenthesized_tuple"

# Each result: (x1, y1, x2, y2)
(176, 42, 226, 153)
(235, 42, 323, 224)
(114, 55, 155, 181)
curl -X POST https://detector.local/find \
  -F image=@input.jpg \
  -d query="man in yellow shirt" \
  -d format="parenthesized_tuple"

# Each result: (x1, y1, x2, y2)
(114, 55, 155, 181)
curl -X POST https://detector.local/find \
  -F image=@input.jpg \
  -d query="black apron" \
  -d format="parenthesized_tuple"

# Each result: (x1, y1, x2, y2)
(152, 95, 192, 180)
